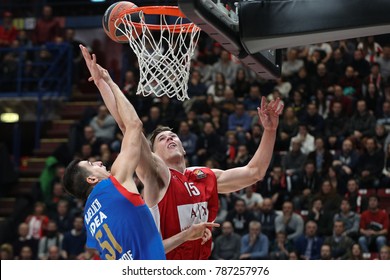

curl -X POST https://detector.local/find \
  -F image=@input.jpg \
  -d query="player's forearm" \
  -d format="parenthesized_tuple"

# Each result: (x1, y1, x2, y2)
(247, 129, 277, 180)
(162, 230, 190, 254)
(107, 79, 141, 128)
(94, 79, 126, 132)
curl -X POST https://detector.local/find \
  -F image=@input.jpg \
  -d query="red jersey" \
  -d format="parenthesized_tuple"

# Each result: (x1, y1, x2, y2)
(359, 209, 389, 232)
(151, 167, 219, 260)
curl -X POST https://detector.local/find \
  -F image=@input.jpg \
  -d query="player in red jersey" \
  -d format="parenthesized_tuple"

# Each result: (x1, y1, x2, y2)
(141, 98, 283, 259)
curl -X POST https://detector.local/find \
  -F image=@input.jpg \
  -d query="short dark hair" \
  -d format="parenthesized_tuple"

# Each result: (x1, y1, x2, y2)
(149, 126, 172, 151)
(62, 159, 91, 201)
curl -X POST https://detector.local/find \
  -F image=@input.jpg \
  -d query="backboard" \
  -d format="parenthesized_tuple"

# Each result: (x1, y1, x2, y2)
(178, 0, 390, 80)
(178, 0, 282, 80)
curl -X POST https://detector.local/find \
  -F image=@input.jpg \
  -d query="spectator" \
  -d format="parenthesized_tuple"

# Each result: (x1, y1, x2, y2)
(25, 202, 49, 240)
(89, 104, 118, 144)
(240, 184, 263, 213)
(319, 244, 333, 260)
(324, 220, 354, 259)
(377, 45, 390, 83)
(339, 66, 363, 99)
(228, 102, 252, 144)
(309, 63, 336, 94)
(275, 201, 304, 242)
(33, 5, 62, 45)
(277, 107, 299, 151)
(307, 198, 334, 237)
(212, 50, 237, 85)
(347, 243, 364, 260)
(231, 68, 251, 100)
(333, 198, 361, 241)
(329, 84, 353, 117)
(376, 101, 390, 131)
(326, 48, 349, 77)
(62, 216, 86, 260)
(312, 179, 342, 217)
(226, 198, 255, 236)
(143, 106, 162, 136)
(307, 137, 334, 177)
(357, 36, 383, 64)
(12, 223, 38, 260)
(363, 63, 385, 95)
(381, 143, 390, 187)
(18, 246, 35, 260)
(289, 124, 315, 155)
(356, 137, 385, 188)
(207, 72, 231, 103)
(292, 161, 322, 211)
(344, 178, 367, 213)
(239, 221, 269, 260)
(178, 121, 198, 166)
(287, 90, 306, 119)
(378, 245, 390, 260)
(232, 144, 251, 168)
(50, 199, 73, 234)
(299, 103, 325, 138)
(37, 220, 64, 260)
(348, 100, 377, 140)
(312, 88, 330, 119)
(0, 11, 18, 47)
(261, 165, 290, 210)
(359, 195, 389, 254)
(0, 243, 14, 260)
(269, 231, 294, 260)
(282, 48, 304, 78)
(212, 221, 241, 260)
(256, 198, 278, 241)
(46, 245, 65, 260)
(294, 220, 324, 260)
(332, 138, 360, 182)
(351, 49, 371, 80)
(324, 101, 348, 150)
(282, 138, 307, 182)
(243, 84, 262, 115)
(196, 121, 224, 165)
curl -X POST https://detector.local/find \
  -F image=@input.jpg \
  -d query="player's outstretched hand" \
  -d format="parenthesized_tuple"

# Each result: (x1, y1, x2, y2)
(258, 97, 284, 132)
(80, 44, 111, 84)
(186, 222, 219, 244)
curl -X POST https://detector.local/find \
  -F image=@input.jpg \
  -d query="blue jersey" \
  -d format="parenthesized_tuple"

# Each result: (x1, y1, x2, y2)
(84, 176, 165, 260)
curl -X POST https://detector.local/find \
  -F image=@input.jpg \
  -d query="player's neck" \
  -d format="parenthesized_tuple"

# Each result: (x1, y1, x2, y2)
(165, 157, 186, 174)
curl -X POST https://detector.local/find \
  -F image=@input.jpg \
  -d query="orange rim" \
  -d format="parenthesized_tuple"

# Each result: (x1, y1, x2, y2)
(117, 6, 199, 33)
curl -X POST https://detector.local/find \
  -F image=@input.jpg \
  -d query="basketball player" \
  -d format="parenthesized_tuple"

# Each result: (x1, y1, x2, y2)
(144, 98, 283, 260)
(71, 45, 218, 259)
(79, 45, 282, 259)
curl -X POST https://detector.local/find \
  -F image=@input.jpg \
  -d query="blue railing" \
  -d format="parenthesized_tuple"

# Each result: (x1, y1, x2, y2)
(0, 43, 73, 151)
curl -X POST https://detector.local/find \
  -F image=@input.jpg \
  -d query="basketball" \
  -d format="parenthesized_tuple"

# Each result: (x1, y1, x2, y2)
(102, 1, 141, 43)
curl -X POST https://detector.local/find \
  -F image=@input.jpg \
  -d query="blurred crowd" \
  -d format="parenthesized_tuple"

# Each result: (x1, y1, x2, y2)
(1, 4, 390, 260)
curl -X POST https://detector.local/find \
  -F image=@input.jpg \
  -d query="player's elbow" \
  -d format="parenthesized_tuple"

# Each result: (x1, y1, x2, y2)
(126, 119, 143, 131)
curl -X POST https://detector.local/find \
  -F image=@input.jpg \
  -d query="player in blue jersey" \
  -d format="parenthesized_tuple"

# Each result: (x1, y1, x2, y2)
(63, 45, 217, 260)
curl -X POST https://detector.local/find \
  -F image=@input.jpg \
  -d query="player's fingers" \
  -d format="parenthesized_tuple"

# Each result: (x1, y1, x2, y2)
(271, 98, 280, 111)
(276, 102, 284, 115)
(88, 77, 93, 82)
(261, 96, 267, 112)
(203, 222, 220, 228)
(92, 53, 97, 63)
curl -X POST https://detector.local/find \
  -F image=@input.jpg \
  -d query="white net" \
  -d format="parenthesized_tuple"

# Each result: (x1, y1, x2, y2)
(116, 10, 201, 101)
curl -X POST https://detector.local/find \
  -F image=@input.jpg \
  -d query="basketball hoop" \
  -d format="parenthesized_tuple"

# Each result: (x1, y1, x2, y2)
(116, 6, 201, 101)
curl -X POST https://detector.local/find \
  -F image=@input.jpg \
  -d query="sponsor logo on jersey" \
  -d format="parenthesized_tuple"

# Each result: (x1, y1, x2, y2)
(194, 169, 207, 179)
(177, 202, 209, 231)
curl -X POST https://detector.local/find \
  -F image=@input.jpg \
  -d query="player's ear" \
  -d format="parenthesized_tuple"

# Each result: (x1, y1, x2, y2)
(86, 176, 98, 185)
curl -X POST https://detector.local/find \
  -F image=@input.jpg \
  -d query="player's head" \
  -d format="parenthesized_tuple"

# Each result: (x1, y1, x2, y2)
(63, 159, 109, 200)
(149, 126, 186, 160)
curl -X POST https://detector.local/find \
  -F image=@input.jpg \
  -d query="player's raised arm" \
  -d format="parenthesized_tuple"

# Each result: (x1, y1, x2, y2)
(214, 97, 284, 193)
(79, 44, 170, 205)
